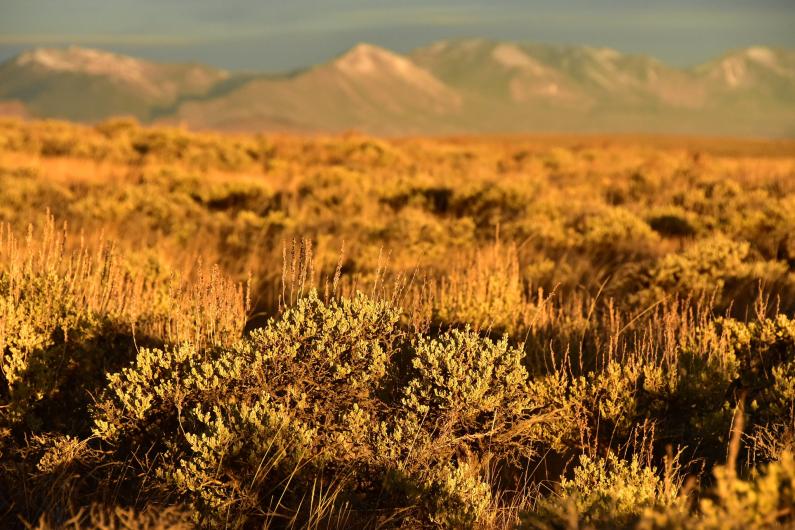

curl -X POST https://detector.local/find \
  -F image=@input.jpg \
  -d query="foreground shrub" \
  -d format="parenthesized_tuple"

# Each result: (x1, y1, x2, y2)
(425, 461, 493, 529)
(639, 452, 795, 530)
(524, 452, 681, 530)
(0, 220, 247, 433)
(93, 291, 402, 526)
(400, 328, 531, 449)
(91, 290, 554, 527)
(385, 328, 535, 525)
(523, 452, 795, 530)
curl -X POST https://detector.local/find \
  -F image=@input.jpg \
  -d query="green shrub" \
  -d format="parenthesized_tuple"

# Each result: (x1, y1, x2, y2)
(398, 328, 533, 462)
(425, 461, 493, 529)
(0, 258, 118, 428)
(93, 291, 402, 526)
(637, 236, 788, 307)
(524, 452, 680, 530)
(523, 360, 647, 454)
(639, 453, 795, 530)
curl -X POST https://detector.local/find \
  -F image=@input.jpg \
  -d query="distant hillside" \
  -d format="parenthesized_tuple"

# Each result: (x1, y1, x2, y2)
(173, 44, 463, 134)
(0, 46, 229, 121)
(1, 41, 793, 136)
(408, 39, 795, 136)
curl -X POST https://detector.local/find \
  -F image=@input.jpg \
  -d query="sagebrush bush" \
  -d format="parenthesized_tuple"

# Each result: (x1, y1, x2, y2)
(88, 292, 554, 527)
(0, 219, 247, 433)
(524, 452, 680, 530)
(575, 206, 660, 259)
(638, 236, 788, 307)
(425, 461, 493, 528)
(639, 452, 795, 530)
(92, 291, 402, 525)
(387, 327, 536, 491)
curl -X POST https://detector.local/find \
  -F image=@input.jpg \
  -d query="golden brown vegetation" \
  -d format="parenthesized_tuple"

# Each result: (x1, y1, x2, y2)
(1, 117, 795, 529)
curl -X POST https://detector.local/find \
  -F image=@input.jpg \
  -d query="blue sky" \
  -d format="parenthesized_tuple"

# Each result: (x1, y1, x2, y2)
(1, 0, 794, 70)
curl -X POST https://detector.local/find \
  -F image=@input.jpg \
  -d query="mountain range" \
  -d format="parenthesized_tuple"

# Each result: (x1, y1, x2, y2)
(1, 39, 794, 136)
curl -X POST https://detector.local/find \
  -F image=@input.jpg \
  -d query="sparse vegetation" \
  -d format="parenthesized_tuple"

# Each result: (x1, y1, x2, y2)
(1, 118, 795, 529)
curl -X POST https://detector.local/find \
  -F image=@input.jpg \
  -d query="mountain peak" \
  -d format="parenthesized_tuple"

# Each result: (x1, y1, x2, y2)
(327, 42, 460, 109)
(334, 43, 414, 76)
(701, 45, 794, 87)
(5, 45, 229, 115)
(737, 46, 794, 75)
(16, 46, 145, 76)
(491, 43, 546, 74)
(743, 46, 775, 63)
(582, 46, 623, 63)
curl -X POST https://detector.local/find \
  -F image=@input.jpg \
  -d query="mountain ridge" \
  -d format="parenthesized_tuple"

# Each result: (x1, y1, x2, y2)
(1, 41, 793, 136)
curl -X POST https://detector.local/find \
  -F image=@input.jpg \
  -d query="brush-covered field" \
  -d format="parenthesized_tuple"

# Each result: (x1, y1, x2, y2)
(1, 118, 795, 529)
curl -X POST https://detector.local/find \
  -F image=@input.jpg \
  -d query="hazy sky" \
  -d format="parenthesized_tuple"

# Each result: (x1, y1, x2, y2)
(2, 0, 794, 71)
